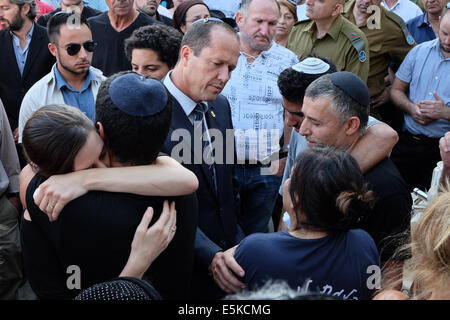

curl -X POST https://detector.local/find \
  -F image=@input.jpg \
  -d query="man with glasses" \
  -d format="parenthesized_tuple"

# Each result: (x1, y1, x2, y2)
(18, 12, 105, 142)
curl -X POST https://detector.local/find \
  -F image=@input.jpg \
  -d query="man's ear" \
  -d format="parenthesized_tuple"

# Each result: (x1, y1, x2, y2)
(179, 45, 192, 67)
(48, 42, 57, 58)
(345, 116, 361, 136)
(96, 122, 107, 141)
(21, 3, 30, 17)
(332, 3, 344, 17)
(235, 10, 244, 29)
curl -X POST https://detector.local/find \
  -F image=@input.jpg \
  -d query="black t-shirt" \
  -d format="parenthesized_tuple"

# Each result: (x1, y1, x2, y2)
(362, 158, 412, 263)
(21, 174, 198, 299)
(88, 12, 159, 76)
(36, 6, 102, 28)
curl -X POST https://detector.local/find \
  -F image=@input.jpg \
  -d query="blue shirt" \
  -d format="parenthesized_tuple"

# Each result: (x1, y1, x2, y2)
(407, 12, 436, 44)
(11, 23, 34, 76)
(396, 38, 450, 138)
(54, 66, 96, 122)
(235, 230, 380, 300)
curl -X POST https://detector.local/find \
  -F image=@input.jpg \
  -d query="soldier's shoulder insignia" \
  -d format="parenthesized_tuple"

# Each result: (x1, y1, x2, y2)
(386, 10, 416, 46)
(359, 50, 367, 63)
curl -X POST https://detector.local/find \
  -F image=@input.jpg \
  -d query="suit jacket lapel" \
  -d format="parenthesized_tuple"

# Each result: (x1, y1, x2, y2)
(22, 24, 45, 81)
(3, 32, 21, 82)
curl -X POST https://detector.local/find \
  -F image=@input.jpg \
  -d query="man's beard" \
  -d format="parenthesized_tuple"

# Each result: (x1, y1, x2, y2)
(2, 11, 25, 31)
(57, 48, 90, 76)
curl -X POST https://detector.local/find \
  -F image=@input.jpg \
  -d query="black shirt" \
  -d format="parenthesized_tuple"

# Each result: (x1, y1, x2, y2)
(362, 158, 412, 263)
(88, 12, 159, 76)
(155, 11, 173, 26)
(21, 174, 198, 299)
(36, 6, 102, 28)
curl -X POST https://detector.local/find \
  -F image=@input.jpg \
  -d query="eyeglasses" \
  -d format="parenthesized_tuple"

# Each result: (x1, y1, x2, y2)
(191, 17, 224, 26)
(57, 40, 97, 56)
(447, 2, 450, 9)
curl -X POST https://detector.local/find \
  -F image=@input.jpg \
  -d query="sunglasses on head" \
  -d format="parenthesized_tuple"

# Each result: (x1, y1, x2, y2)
(58, 41, 97, 56)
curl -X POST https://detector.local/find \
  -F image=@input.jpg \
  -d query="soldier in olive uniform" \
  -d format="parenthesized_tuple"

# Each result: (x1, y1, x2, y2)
(287, 0, 370, 82)
(343, 0, 415, 130)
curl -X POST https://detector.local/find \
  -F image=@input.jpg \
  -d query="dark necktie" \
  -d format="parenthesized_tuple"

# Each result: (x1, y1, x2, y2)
(192, 103, 218, 195)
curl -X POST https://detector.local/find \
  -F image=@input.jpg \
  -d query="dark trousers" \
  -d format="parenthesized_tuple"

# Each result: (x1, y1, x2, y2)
(390, 130, 441, 192)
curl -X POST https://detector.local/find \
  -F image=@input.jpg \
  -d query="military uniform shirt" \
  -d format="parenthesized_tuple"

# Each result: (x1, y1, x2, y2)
(343, 0, 415, 97)
(287, 14, 370, 83)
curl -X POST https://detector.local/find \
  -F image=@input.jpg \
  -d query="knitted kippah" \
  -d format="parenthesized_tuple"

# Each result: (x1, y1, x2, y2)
(292, 57, 330, 74)
(109, 73, 168, 117)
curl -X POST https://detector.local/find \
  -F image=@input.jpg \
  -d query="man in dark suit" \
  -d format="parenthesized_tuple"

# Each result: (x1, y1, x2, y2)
(0, 0, 54, 143)
(162, 20, 246, 299)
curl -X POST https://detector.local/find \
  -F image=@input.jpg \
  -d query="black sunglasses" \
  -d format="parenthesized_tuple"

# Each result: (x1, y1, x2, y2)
(58, 41, 97, 56)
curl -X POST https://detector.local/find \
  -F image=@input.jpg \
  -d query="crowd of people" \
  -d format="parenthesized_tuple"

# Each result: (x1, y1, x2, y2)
(0, 0, 449, 301)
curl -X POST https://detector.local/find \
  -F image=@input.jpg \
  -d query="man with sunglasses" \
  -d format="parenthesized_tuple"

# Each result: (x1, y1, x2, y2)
(18, 12, 105, 142)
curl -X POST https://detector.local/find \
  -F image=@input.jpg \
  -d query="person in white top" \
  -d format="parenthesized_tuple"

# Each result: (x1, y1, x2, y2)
(381, 0, 423, 22)
(221, 0, 298, 236)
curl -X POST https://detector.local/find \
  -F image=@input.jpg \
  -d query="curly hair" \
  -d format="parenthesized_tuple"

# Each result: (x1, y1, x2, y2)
(277, 56, 337, 104)
(124, 24, 183, 70)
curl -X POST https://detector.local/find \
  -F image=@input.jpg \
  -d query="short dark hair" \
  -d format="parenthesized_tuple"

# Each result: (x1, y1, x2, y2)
(47, 11, 89, 43)
(289, 146, 374, 233)
(22, 104, 95, 177)
(180, 19, 238, 57)
(95, 71, 173, 166)
(305, 74, 369, 133)
(277, 57, 337, 104)
(9, 0, 38, 21)
(124, 24, 183, 69)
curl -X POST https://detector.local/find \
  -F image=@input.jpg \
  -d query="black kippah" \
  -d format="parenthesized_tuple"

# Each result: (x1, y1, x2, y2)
(109, 73, 168, 117)
(329, 72, 369, 107)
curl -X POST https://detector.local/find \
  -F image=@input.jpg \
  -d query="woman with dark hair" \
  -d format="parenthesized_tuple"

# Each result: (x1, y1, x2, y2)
(231, 146, 380, 300)
(172, 0, 210, 34)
